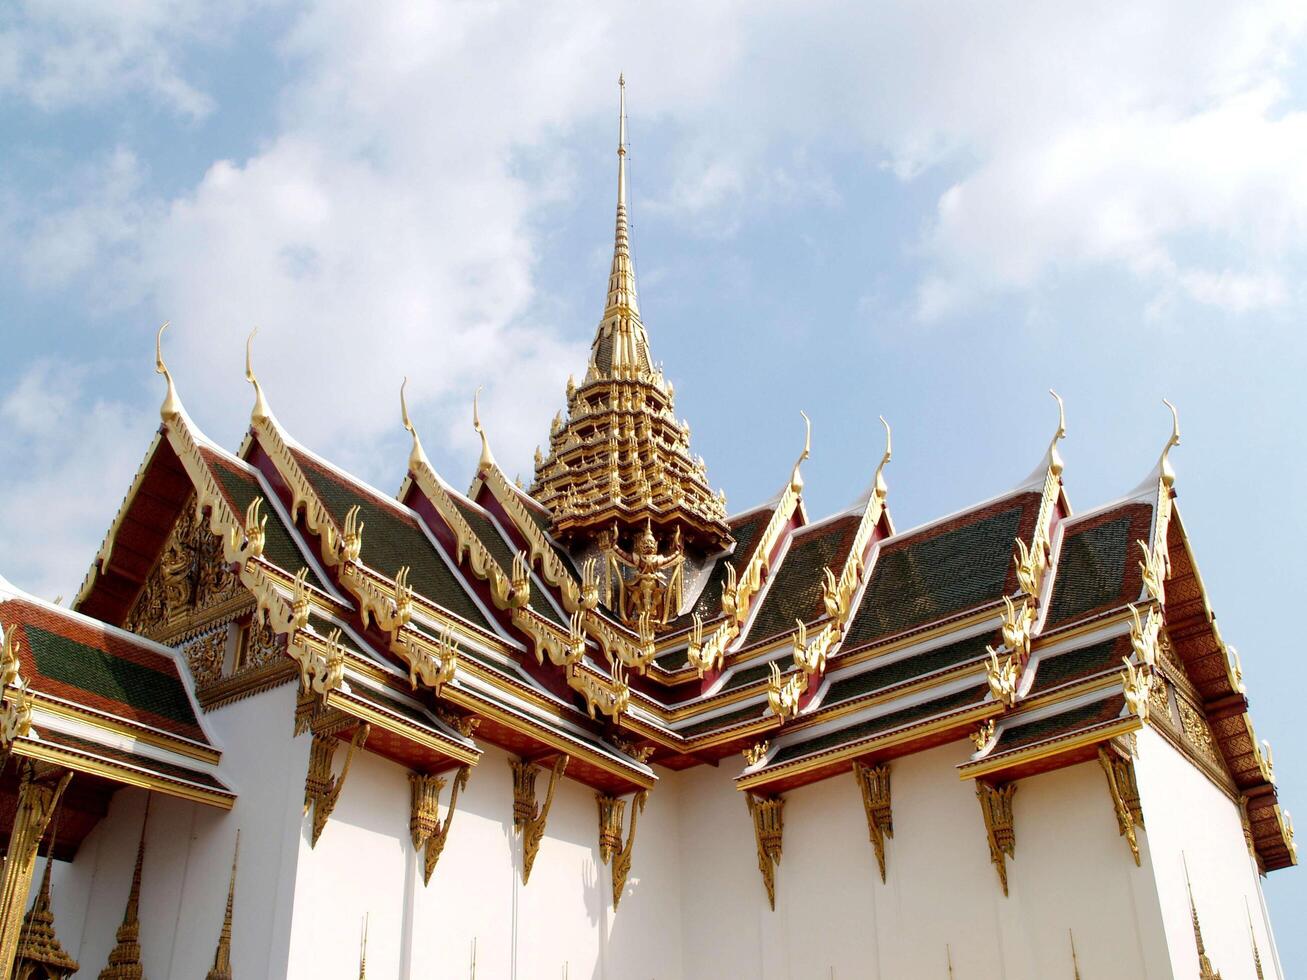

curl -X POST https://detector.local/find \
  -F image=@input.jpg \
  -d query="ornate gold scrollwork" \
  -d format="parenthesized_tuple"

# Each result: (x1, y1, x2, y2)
(1098, 747, 1145, 866)
(397, 626, 458, 695)
(304, 724, 370, 847)
(0, 623, 35, 766)
(970, 718, 996, 751)
(0, 763, 73, 977)
(852, 761, 893, 883)
(686, 613, 731, 678)
(1128, 603, 1161, 667)
(742, 740, 769, 767)
(976, 781, 1017, 896)
(596, 790, 649, 908)
(747, 793, 784, 910)
(766, 660, 808, 720)
(510, 755, 569, 884)
(1121, 658, 1155, 723)
(567, 657, 629, 721)
(409, 766, 470, 885)
(985, 647, 1019, 708)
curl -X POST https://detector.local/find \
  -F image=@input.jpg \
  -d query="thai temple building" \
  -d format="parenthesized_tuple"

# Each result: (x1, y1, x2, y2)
(0, 79, 1296, 979)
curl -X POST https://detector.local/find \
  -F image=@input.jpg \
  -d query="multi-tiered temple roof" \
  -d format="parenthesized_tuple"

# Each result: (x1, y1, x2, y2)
(1, 84, 1290, 965)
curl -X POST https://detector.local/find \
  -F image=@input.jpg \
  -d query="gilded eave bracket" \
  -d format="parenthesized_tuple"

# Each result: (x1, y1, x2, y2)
(1098, 746, 1145, 866)
(511, 755, 569, 885)
(853, 761, 894, 883)
(410, 766, 470, 885)
(976, 780, 1017, 896)
(747, 793, 785, 910)
(597, 789, 649, 909)
(304, 723, 370, 847)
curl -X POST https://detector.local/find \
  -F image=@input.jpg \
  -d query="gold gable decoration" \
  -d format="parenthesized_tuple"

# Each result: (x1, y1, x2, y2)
(529, 78, 731, 613)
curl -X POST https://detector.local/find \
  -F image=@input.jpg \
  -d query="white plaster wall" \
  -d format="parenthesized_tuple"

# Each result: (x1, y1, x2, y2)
(677, 742, 1173, 980)
(36, 698, 1287, 979)
(289, 740, 686, 980)
(48, 682, 309, 979)
(1134, 726, 1283, 980)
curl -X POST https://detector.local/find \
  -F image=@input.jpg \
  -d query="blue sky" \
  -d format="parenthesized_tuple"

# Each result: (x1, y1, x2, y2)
(2, 0, 1305, 965)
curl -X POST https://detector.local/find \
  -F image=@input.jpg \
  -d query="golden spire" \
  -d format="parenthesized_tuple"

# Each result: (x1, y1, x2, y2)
(789, 412, 811, 494)
(593, 73, 650, 377)
(99, 800, 150, 980)
(1070, 929, 1081, 980)
(155, 322, 181, 421)
(358, 914, 368, 979)
(1185, 858, 1223, 980)
(1247, 905, 1265, 980)
(246, 328, 271, 425)
(15, 809, 79, 977)
(205, 831, 239, 980)
(1046, 389, 1067, 477)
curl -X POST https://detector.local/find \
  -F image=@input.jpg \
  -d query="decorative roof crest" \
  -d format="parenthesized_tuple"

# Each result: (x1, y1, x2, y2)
(1046, 389, 1066, 477)
(1159, 398, 1181, 489)
(245, 328, 271, 425)
(473, 386, 496, 473)
(155, 321, 182, 422)
(789, 411, 811, 494)
(399, 377, 432, 474)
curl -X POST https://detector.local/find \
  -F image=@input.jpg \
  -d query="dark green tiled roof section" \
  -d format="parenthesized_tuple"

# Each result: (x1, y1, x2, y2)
(210, 458, 323, 590)
(992, 695, 1125, 754)
(770, 684, 986, 765)
(1046, 504, 1152, 629)
(295, 454, 491, 632)
(1029, 637, 1127, 695)
(453, 499, 563, 625)
(823, 632, 994, 705)
(676, 702, 767, 738)
(673, 508, 771, 630)
(23, 623, 202, 734)
(842, 495, 1038, 652)
(721, 656, 784, 692)
(746, 514, 861, 645)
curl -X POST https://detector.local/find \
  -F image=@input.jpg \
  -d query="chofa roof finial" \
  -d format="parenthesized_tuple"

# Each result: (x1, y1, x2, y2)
(473, 386, 496, 473)
(1046, 389, 1067, 477)
(872, 415, 892, 501)
(789, 411, 811, 494)
(400, 377, 431, 473)
(245, 328, 271, 424)
(1159, 398, 1180, 489)
(155, 321, 182, 421)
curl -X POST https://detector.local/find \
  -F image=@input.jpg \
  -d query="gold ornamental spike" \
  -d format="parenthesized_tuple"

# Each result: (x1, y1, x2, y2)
(245, 328, 271, 424)
(155, 322, 182, 422)
(1159, 399, 1180, 489)
(1045, 389, 1067, 477)
(789, 411, 811, 494)
(473, 386, 496, 473)
(205, 831, 239, 980)
(871, 415, 892, 501)
(400, 377, 432, 473)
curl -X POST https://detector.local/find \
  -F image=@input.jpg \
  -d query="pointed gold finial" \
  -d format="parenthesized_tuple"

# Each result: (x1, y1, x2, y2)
(245, 328, 271, 425)
(100, 798, 150, 979)
(358, 913, 368, 979)
(789, 411, 811, 493)
(155, 321, 182, 421)
(1159, 399, 1180, 489)
(205, 831, 239, 980)
(1046, 389, 1067, 477)
(15, 805, 79, 976)
(1070, 929, 1081, 980)
(473, 386, 496, 473)
(400, 378, 431, 473)
(872, 415, 892, 501)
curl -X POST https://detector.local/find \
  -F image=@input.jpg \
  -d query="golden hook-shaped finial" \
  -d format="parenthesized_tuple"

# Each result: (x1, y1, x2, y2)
(473, 386, 496, 473)
(789, 411, 811, 493)
(245, 328, 271, 424)
(1159, 398, 1180, 488)
(400, 377, 430, 473)
(156, 321, 182, 421)
(872, 415, 892, 501)
(1046, 388, 1067, 477)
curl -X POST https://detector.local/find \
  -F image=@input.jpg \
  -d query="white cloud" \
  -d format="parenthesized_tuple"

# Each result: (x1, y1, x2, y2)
(0, 0, 250, 118)
(7, 0, 1307, 598)
(0, 361, 151, 599)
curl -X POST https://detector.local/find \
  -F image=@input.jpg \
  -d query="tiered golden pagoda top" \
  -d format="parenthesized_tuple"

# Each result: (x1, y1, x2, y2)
(530, 77, 731, 553)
